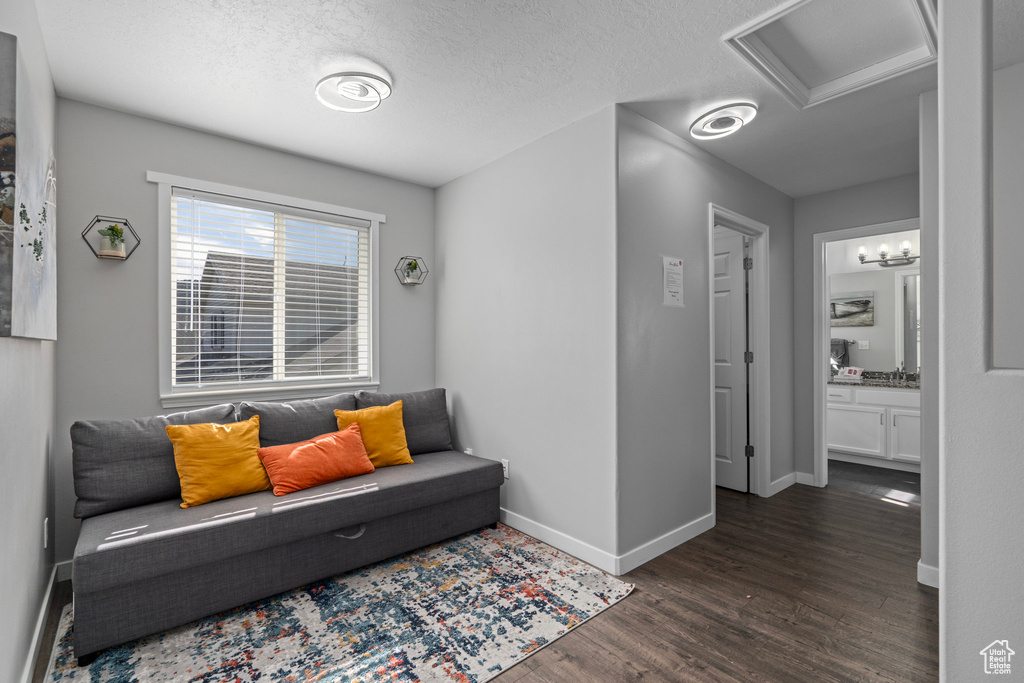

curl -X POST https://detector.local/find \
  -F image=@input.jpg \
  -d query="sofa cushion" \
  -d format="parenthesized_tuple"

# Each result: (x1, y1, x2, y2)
(334, 403, 414, 468)
(166, 416, 270, 508)
(73, 450, 504, 592)
(258, 424, 375, 496)
(71, 403, 237, 519)
(355, 388, 452, 455)
(237, 392, 356, 448)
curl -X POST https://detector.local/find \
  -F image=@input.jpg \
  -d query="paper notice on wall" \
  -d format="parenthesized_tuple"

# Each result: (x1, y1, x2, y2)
(662, 256, 684, 307)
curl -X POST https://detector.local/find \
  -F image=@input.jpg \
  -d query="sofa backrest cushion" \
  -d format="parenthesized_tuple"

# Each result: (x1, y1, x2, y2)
(71, 403, 237, 519)
(237, 391, 356, 448)
(355, 388, 452, 455)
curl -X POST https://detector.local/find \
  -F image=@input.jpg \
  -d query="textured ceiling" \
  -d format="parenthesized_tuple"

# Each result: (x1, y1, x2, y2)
(32, 0, 1024, 197)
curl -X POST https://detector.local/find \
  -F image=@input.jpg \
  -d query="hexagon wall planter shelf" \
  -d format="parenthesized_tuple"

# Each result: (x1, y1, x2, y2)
(82, 215, 140, 261)
(395, 256, 428, 285)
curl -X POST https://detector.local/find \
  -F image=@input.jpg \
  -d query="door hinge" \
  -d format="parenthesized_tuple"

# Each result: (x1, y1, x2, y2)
(744, 351, 754, 364)
(745, 444, 754, 459)
(743, 257, 753, 271)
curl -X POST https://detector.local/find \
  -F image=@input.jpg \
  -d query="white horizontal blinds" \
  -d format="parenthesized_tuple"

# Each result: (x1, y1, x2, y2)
(280, 214, 369, 379)
(170, 188, 371, 388)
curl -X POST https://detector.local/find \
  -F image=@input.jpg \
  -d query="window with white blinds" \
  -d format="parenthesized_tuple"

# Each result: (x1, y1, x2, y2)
(169, 187, 374, 392)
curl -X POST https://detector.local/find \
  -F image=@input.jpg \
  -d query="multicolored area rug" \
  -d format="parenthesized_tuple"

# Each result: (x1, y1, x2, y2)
(45, 524, 633, 682)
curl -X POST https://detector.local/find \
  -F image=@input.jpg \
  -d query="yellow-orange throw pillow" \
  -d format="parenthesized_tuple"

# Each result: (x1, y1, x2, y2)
(258, 423, 375, 496)
(335, 401, 413, 468)
(165, 415, 270, 508)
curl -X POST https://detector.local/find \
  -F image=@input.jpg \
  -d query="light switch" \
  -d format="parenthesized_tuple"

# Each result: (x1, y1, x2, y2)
(858, 340, 870, 350)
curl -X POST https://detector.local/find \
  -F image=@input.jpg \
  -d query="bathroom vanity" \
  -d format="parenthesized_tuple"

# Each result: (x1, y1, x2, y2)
(826, 381, 920, 470)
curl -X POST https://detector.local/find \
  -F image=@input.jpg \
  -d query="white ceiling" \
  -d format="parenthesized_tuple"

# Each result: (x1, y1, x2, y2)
(32, 0, 1024, 197)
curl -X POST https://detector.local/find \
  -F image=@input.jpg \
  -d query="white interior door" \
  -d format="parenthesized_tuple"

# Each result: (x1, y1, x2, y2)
(713, 230, 748, 491)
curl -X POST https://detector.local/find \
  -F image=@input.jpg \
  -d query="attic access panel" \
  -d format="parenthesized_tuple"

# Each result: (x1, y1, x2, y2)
(724, 0, 937, 110)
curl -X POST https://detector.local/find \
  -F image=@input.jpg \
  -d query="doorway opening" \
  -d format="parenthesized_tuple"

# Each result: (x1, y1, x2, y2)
(812, 218, 922, 496)
(707, 204, 771, 498)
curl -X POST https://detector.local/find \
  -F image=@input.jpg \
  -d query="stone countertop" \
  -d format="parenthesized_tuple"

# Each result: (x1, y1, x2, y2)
(828, 378, 920, 390)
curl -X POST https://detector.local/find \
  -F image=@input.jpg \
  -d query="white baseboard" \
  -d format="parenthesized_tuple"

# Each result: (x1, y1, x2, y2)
(615, 512, 715, 575)
(917, 559, 939, 588)
(20, 564, 56, 683)
(795, 472, 817, 486)
(56, 560, 71, 582)
(500, 508, 618, 574)
(829, 452, 921, 473)
(500, 508, 715, 577)
(768, 473, 796, 496)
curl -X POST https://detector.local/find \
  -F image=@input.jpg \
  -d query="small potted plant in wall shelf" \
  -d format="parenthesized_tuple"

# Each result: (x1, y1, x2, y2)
(97, 223, 126, 259)
(404, 259, 421, 283)
(82, 215, 141, 261)
(395, 256, 428, 285)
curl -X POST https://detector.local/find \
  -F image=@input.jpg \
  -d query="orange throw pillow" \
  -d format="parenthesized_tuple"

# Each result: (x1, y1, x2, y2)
(165, 415, 270, 508)
(257, 423, 375, 496)
(334, 401, 413, 468)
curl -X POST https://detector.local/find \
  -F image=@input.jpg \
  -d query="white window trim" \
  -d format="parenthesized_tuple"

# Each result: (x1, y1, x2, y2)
(148, 171, 384, 409)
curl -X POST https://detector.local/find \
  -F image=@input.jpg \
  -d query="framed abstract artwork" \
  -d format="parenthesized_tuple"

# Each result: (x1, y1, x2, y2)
(0, 30, 57, 340)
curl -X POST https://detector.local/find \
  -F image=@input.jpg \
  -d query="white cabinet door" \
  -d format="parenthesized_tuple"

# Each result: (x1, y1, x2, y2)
(890, 409, 922, 463)
(827, 404, 887, 458)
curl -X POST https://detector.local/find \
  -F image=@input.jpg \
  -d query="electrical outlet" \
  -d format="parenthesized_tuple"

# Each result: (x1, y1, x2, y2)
(464, 447, 474, 456)
(858, 340, 870, 350)
(43, 517, 48, 549)
(501, 459, 510, 479)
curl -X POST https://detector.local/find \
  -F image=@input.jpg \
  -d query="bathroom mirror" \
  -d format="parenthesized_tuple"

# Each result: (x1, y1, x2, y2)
(828, 267, 922, 374)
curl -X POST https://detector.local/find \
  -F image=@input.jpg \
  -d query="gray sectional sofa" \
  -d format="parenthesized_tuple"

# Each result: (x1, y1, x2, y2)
(70, 388, 502, 662)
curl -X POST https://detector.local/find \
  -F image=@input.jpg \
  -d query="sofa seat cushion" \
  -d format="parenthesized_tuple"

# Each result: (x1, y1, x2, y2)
(73, 451, 502, 593)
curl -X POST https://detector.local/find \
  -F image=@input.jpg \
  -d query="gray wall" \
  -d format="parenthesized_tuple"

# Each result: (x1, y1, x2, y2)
(435, 108, 619, 563)
(53, 100, 436, 563)
(792, 173, 920, 476)
(616, 109, 795, 555)
(0, 3, 56, 681)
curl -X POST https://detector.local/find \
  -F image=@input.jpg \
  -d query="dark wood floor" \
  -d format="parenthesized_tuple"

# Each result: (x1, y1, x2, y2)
(827, 460, 921, 504)
(35, 466, 935, 682)
(496, 468, 935, 682)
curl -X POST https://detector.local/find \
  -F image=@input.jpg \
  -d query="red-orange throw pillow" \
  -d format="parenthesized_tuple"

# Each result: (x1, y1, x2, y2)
(257, 423, 375, 496)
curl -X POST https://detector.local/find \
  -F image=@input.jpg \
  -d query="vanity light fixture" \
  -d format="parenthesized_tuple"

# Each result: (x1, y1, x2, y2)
(315, 72, 392, 113)
(689, 103, 758, 140)
(858, 240, 919, 267)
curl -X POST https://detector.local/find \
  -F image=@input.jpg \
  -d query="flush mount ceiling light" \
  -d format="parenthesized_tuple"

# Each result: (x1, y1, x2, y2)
(689, 103, 758, 140)
(315, 72, 392, 113)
